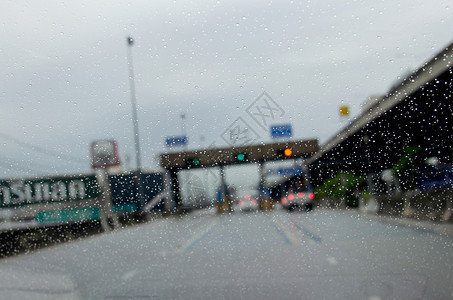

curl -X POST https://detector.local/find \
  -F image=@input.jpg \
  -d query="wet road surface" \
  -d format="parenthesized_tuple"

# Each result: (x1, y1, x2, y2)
(1, 208, 452, 299)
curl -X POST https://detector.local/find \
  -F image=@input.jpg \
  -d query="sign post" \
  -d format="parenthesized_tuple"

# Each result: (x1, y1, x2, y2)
(95, 169, 120, 231)
(90, 140, 121, 231)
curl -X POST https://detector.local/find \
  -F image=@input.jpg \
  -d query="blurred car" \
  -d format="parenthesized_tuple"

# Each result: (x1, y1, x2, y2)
(276, 174, 315, 212)
(280, 188, 314, 212)
(235, 189, 259, 212)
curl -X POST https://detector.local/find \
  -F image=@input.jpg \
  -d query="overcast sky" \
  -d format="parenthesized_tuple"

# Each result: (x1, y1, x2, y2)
(1, 0, 452, 180)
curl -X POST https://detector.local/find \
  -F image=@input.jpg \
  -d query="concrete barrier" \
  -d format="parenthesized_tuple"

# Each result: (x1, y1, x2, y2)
(366, 189, 452, 221)
(315, 197, 346, 209)
(317, 188, 453, 222)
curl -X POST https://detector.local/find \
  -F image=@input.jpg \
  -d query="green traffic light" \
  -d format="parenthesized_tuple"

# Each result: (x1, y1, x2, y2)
(192, 158, 200, 165)
(237, 153, 245, 161)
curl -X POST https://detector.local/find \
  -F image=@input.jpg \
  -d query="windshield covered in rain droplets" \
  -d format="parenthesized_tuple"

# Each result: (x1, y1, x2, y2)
(0, 1, 452, 299)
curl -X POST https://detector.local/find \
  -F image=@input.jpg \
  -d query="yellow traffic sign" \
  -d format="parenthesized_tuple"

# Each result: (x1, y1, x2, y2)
(339, 106, 349, 116)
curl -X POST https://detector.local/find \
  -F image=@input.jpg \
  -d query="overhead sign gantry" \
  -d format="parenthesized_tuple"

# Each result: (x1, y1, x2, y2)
(161, 139, 319, 169)
(160, 139, 319, 210)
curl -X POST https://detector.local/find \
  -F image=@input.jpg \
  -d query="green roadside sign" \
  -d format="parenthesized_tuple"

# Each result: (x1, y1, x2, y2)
(36, 207, 100, 224)
(0, 175, 99, 208)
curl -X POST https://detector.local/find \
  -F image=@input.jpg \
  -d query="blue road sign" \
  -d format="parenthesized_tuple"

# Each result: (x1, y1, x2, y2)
(267, 167, 303, 176)
(165, 136, 188, 147)
(278, 167, 303, 176)
(270, 124, 292, 139)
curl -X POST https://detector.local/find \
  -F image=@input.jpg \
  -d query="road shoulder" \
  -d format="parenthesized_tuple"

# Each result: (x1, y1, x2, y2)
(340, 208, 453, 238)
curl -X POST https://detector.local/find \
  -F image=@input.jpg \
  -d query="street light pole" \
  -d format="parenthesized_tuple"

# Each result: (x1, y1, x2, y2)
(126, 36, 145, 211)
(363, 134, 372, 194)
(180, 113, 186, 137)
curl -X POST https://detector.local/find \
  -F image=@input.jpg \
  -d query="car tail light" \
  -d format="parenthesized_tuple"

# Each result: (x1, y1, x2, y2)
(239, 200, 244, 206)
(297, 192, 304, 198)
(244, 195, 251, 201)
(281, 197, 287, 204)
(308, 193, 315, 200)
(251, 199, 257, 205)
(288, 194, 294, 201)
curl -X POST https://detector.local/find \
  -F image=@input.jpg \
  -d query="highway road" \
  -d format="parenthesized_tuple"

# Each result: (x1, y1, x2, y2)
(0, 208, 452, 299)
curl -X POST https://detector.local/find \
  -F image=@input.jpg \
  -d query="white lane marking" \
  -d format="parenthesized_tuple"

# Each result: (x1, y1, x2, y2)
(274, 214, 319, 245)
(121, 270, 136, 281)
(271, 216, 301, 245)
(327, 256, 338, 265)
(289, 219, 317, 245)
(176, 218, 218, 254)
